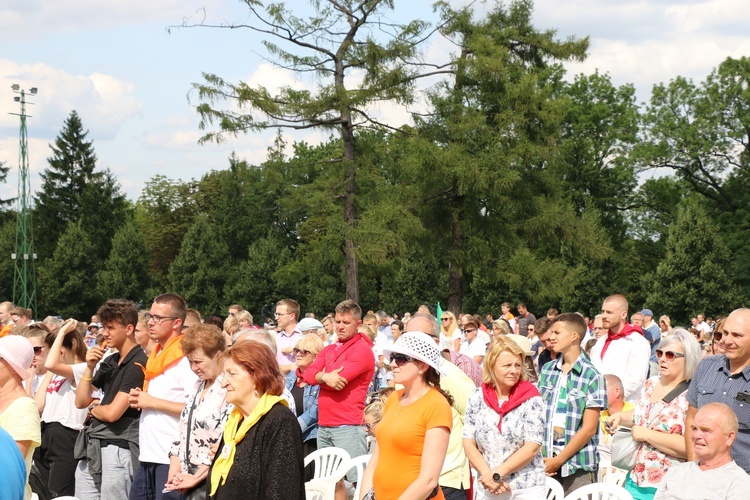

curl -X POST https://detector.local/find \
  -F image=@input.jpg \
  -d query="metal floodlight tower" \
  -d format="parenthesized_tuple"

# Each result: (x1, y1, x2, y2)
(10, 85, 38, 314)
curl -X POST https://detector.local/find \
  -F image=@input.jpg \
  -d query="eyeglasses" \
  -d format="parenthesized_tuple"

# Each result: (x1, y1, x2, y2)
(274, 312, 291, 317)
(655, 349, 685, 361)
(33, 346, 43, 355)
(364, 421, 380, 431)
(463, 328, 477, 334)
(390, 353, 416, 366)
(441, 317, 451, 321)
(527, 328, 535, 332)
(713, 331, 723, 342)
(227, 312, 235, 317)
(293, 347, 312, 356)
(145, 313, 177, 324)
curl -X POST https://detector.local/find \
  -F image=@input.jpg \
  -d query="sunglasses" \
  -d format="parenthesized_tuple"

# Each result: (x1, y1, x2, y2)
(293, 348, 312, 356)
(655, 349, 685, 361)
(390, 353, 416, 366)
(364, 421, 379, 431)
(33, 346, 43, 355)
(713, 331, 723, 342)
(441, 317, 451, 321)
(463, 328, 477, 334)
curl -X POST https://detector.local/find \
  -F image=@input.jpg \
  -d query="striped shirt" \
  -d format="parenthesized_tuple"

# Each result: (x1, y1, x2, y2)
(538, 353, 607, 477)
(687, 354, 750, 473)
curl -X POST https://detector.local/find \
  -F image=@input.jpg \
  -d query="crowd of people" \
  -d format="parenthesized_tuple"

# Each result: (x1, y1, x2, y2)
(0, 294, 749, 500)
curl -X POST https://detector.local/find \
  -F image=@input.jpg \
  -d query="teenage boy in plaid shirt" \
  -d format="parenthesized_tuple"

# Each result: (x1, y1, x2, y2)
(538, 313, 607, 494)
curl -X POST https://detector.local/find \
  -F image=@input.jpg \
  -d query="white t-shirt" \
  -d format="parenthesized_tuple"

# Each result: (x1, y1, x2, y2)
(139, 356, 198, 464)
(41, 362, 88, 430)
(441, 328, 462, 350)
(460, 338, 487, 362)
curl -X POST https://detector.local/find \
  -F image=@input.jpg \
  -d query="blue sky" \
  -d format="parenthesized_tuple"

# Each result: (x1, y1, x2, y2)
(2, 0, 749, 203)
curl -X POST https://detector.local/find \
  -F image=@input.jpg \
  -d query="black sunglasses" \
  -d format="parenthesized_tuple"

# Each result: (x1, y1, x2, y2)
(655, 349, 685, 361)
(293, 347, 312, 356)
(713, 331, 723, 342)
(33, 346, 43, 355)
(390, 353, 416, 366)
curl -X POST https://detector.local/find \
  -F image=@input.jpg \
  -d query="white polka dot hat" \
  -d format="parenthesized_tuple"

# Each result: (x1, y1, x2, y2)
(382, 331, 442, 374)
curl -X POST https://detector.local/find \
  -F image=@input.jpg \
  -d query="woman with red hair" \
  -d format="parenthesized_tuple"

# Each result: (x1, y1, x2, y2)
(207, 341, 304, 499)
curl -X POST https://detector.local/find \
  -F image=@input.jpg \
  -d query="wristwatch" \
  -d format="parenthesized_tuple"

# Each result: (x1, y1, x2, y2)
(492, 472, 502, 483)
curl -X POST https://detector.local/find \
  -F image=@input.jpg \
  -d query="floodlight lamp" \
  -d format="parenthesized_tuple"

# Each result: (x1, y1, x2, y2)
(30, 87, 38, 94)
(11, 84, 19, 91)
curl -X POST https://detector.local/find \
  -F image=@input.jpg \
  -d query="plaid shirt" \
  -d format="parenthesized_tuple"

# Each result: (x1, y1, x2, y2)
(538, 353, 606, 476)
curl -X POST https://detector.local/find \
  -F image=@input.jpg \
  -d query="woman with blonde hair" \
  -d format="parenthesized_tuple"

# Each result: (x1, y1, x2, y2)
(236, 310, 253, 330)
(135, 311, 157, 355)
(223, 316, 239, 348)
(462, 336, 545, 498)
(285, 334, 323, 478)
(440, 311, 462, 351)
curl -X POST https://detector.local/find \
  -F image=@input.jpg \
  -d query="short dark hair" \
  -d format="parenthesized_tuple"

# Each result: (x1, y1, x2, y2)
(98, 299, 138, 329)
(535, 317, 552, 335)
(391, 320, 404, 331)
(153, 293, 187, 322)
(553, 312, 587, 339)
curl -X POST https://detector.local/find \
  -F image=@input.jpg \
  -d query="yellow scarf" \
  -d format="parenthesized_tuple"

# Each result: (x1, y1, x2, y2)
(209, 393, 287, 495)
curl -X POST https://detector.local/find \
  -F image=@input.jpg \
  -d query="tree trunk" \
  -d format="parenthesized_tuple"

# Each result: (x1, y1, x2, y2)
(446, 190, 463, 313)
(341, 118, 359, 303)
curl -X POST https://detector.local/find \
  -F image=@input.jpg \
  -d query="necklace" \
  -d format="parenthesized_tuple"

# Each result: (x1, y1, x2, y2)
(394, 386, 430, 415)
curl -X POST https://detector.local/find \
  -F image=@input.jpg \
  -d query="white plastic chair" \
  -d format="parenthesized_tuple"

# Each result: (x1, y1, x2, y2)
(546, 476, 565, 499)
(347, 453, 372, 500)
(563, 482, 633, 500)
(305, 479, 335, 499)
(304, 447, 351, 494)
(599, 467, 628, 486)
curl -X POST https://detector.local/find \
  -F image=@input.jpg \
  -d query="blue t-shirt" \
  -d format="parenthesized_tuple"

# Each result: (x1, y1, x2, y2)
(0, 426, 26, 500)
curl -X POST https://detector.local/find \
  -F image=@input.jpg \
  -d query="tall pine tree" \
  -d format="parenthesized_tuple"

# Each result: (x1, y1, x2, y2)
(34, 110, 128, 262)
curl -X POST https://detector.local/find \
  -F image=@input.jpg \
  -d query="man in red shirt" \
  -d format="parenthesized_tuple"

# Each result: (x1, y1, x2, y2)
(304, 299, 374, 500)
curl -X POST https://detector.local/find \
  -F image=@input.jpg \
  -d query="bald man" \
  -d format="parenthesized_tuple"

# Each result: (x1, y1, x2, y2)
(686, 308, 750, 474)
(589, 295, 650, 402)
(655, 403, 750, 499)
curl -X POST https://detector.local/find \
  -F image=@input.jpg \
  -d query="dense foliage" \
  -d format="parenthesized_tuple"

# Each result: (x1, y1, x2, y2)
(3, 1, 748, 323)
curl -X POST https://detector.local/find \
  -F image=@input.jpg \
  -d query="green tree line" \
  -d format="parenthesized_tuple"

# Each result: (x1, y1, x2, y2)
(1, 0, 746, 322)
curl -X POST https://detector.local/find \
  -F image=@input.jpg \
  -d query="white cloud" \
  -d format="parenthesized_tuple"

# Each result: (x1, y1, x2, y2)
(0, 1, 227, 40)
(0, 60, 142, 140)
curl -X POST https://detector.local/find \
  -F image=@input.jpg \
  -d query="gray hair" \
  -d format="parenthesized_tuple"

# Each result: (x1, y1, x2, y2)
(659, 327, 701, 380)
(234, 328, 277, 353)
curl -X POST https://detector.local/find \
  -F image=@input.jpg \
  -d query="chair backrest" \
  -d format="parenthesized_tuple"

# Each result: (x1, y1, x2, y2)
(563, 482, 634, 500)
(599, 467, 628, 486)
(546, 476, 565, 500)
(305, 479, 334, 500)
(303, 447, 352, 481)
(349, 454, 372, 500)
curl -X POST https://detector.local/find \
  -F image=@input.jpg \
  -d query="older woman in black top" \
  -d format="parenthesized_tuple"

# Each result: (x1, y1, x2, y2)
(208, 341, 304, 499)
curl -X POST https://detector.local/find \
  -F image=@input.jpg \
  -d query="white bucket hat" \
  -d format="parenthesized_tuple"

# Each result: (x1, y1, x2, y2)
(0, 335, 34, 380)
(382, 331, 442, 374)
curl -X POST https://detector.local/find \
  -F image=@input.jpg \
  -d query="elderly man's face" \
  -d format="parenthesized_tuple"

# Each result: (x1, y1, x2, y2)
(691, 408, 734, 461)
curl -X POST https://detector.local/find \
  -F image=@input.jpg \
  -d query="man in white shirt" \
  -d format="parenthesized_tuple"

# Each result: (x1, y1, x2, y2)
(128, 293, 198, 500)
(589, 294, 650, 402)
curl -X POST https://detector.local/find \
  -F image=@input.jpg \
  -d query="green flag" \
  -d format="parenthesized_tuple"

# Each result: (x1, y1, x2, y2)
(436, 302, 443, 321)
